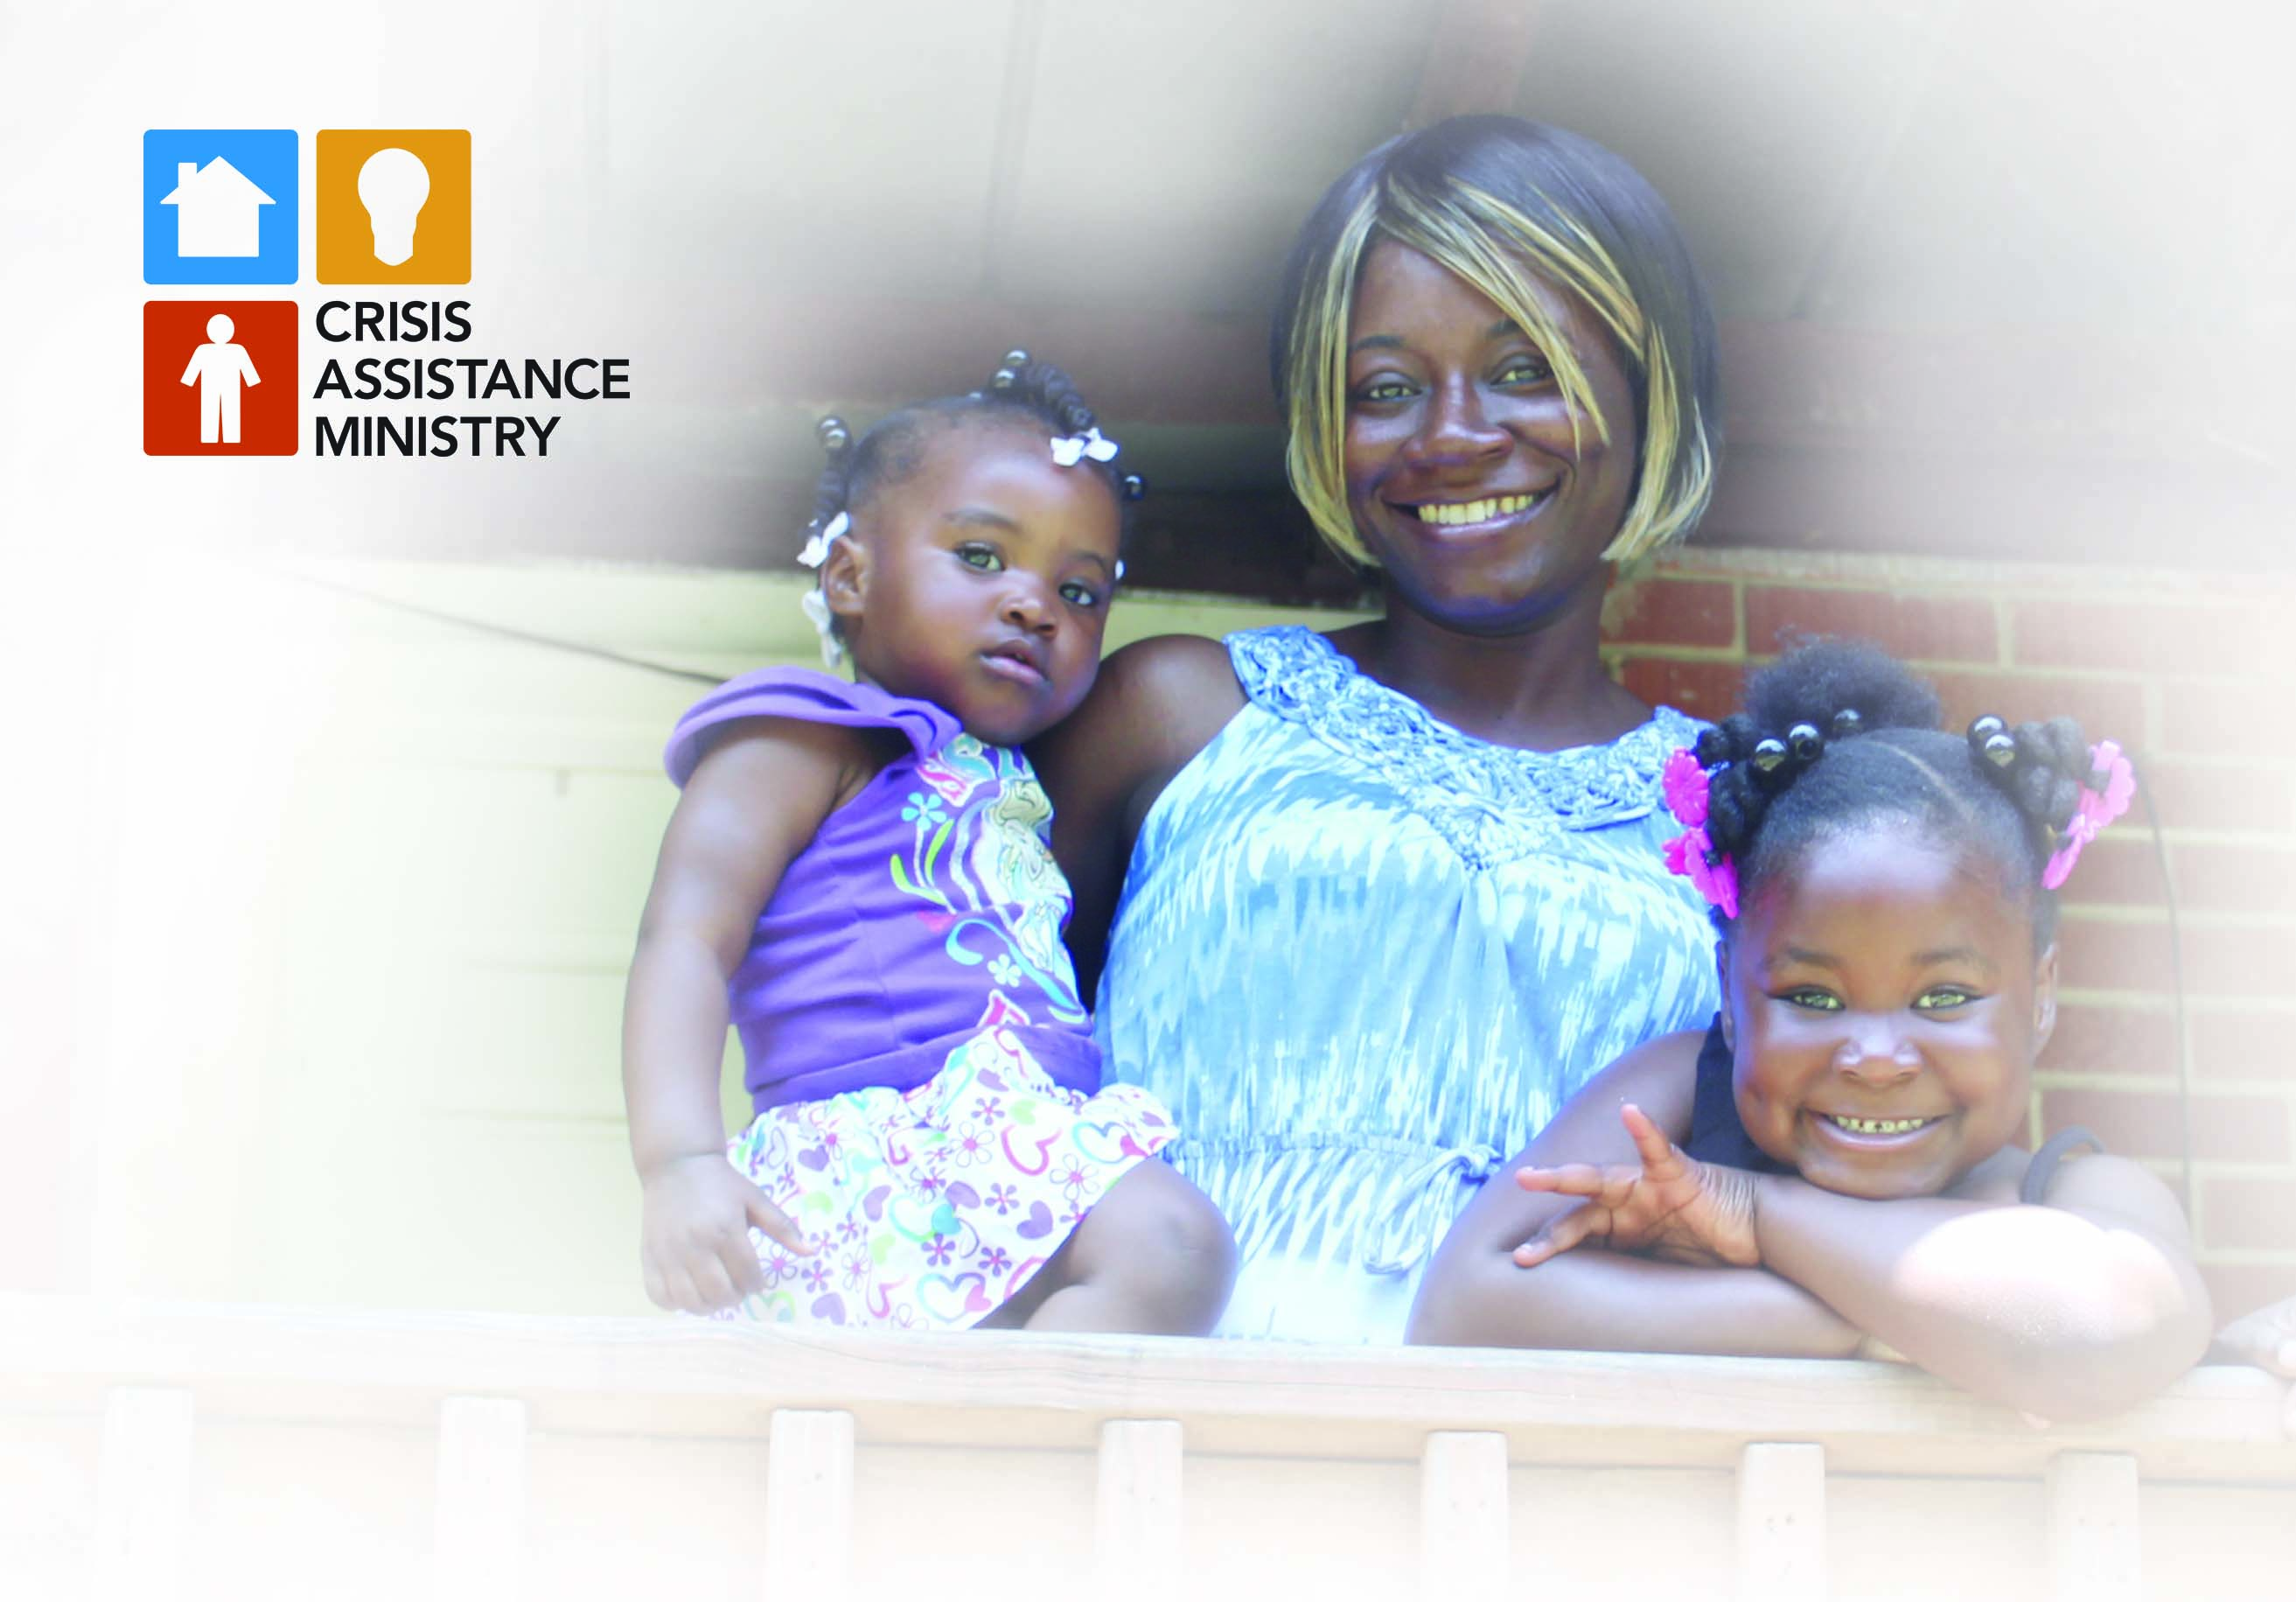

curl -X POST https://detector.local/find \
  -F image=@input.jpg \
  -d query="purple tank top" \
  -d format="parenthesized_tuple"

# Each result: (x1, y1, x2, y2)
(665, 668, 1102, 1115)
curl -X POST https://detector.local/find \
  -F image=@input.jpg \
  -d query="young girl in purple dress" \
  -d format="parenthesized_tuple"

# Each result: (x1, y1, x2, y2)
(1413, 640, 2214, 1420)
(622, 355, 1234, 1333)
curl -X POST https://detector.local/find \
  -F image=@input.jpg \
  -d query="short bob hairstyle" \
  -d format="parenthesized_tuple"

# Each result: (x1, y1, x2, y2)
(1272, 115, 1720, 567)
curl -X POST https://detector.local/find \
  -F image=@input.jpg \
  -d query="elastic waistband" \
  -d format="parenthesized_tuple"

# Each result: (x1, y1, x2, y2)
(750, 1023, 1102, 1114)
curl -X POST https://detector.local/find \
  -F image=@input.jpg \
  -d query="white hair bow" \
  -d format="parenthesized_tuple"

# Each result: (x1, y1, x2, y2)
(797, 511, 849, 569)
(796, 510, 851, 667)
(1050, 428, 1118, 467)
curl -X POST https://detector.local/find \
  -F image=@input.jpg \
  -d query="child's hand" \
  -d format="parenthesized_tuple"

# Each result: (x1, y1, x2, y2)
(2215, 1294, 2296, 1379)
(1511, 1103, 1762, 1270)
(639, 1152, 814, 1314)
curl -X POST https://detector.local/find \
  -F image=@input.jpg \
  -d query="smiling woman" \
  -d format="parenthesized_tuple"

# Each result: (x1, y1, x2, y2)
(1336, 238, 1640, 640)
(1031, 117, 1731, 1344)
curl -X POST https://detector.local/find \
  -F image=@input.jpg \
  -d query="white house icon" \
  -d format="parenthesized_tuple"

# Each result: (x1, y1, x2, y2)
(161, 157, 275, 258)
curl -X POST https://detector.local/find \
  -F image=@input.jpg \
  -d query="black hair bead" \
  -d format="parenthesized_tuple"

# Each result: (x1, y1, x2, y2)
(1786, 723, 1823, 764)
(1001, 348, 1029, 368)
(1830, 708, 1862, 738)
(1752, 738, 1788, 774)
(1120, 472, 1146, 501)
(990, 367, 1019, 389)
(815, 416, 851, 454)
(1693, 727, 1731, 766)
(1967, 714, 2016, 768)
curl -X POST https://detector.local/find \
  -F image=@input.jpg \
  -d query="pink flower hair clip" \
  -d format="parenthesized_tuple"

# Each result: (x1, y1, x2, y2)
(2041, 738, 2136, 889)
(1969, 717, 2136, 891)
(1659, 745, 1739, 918)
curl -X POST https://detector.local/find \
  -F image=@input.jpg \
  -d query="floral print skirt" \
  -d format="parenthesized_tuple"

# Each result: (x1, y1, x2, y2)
(720, 1025, 1178, 1330)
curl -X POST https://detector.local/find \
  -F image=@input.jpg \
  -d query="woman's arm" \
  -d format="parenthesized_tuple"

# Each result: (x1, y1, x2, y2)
(1407, 1037, 1864, 1358)
(1028, 633, 1245, 994)
(1749, 1157, 2215, 1421)
(622, 717, 871, 1311)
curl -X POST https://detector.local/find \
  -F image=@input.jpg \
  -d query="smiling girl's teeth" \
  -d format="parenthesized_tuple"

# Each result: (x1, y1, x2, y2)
(1414, 493, 1537, 526)
(1823, 1114, 1937, 1135)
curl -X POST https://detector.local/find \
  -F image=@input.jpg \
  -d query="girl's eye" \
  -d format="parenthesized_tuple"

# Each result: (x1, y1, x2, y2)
(955, 543, 1002, 572)
(1496, 353, 1552, 385)
(1779, 988, 1844, 1012)
(1059, 581, 1102, 609)
(1914, 987, 1980, 1012)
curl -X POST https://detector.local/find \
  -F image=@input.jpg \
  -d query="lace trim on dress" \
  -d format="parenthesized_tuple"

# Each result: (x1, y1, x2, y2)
(1225, 626, 1702, 869)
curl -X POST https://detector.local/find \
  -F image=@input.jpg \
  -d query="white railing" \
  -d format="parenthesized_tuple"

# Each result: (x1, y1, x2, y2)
(3, 1295, 2290, 1601)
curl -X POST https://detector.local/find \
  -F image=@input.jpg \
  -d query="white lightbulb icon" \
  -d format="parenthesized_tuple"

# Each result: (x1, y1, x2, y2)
(356, 147, 430, 266)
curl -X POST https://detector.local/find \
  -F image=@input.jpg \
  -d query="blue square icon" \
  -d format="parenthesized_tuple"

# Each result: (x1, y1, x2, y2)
(144, 129, 298, 284)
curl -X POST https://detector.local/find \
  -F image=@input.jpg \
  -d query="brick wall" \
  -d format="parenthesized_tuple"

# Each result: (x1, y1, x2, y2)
(1602, 548, 2296, 1320)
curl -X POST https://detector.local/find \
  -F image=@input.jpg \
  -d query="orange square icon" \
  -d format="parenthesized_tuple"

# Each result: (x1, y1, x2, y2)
(143, 301, 298, 456)
(316, 129, 471, 284)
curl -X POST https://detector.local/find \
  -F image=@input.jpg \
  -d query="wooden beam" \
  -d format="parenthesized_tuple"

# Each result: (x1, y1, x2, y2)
(1737, 1443, 1827, 1602)
(700, 293, 1278, 426)
(1095, 1418, 1184, 1599)
(977, 0, 1051, 299)
(1405, 0, 1544, 130)
(6, 1298, 2289, 1483)
(1420, 1431, 1510, 1595)
(2046, 1452, 2142, 1602)
(765, 1408, 855, 1598)
(94, 1385, 193, 1602)
(433, 1396, 527, 1602)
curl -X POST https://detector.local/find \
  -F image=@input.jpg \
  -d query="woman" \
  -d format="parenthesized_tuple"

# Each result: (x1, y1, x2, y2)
(1033, 116, 1725, 1341)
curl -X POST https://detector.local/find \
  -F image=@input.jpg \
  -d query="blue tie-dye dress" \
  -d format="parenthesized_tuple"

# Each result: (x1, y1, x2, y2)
(1095, 626, 1721, 1343)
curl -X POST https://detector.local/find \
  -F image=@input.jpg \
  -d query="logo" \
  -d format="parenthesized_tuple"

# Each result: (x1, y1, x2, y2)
(143, 129, 299, 284)
(143, 301, 299, 456)
(316, 129, 471, 284)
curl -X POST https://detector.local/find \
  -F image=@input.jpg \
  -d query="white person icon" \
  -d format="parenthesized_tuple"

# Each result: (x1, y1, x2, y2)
(179, 312, 261, 444)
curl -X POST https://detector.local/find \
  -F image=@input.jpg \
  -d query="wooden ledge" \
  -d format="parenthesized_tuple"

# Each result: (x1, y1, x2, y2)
(2, 1294, 2286, 1480)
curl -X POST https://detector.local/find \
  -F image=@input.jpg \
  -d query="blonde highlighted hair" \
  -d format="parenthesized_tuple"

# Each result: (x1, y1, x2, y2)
(1273, 117, 1720, 567)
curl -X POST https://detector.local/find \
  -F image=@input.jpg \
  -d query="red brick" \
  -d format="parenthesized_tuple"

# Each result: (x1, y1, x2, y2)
(2159, 681, 2279, 760)
(1747, 585, 1998, 664)
(1616, 656, 1744, 718)
(2064, 841, 2296, 917)
(2180, 925, 2296, 999)
(2037, 1004, 2179, 1081)
(2056, 918, 2177, 996)
(2141, 759, 2294, 833)
(2168, 844, 2296, 918)
(2041, 1088, 2292, 1164)
(2012, 599, 2294, 679)
(2199, 1261, 2296, 1323)
(2190, 1011, 2296, 1085)
(2057, 919, 2296, 1002)
(2202, 1178, 2296, 1252)
(2055, 841, 2167, 911)
(1602, 577, 1737, 648)
(1927, 671, 2147, 748)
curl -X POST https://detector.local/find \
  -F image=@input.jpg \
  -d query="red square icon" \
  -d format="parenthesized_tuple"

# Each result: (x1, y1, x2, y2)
(143, 300, 298, 456)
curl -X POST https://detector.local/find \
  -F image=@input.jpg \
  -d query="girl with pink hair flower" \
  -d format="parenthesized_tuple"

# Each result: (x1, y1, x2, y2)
(1412, 640, 2208, 1422)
